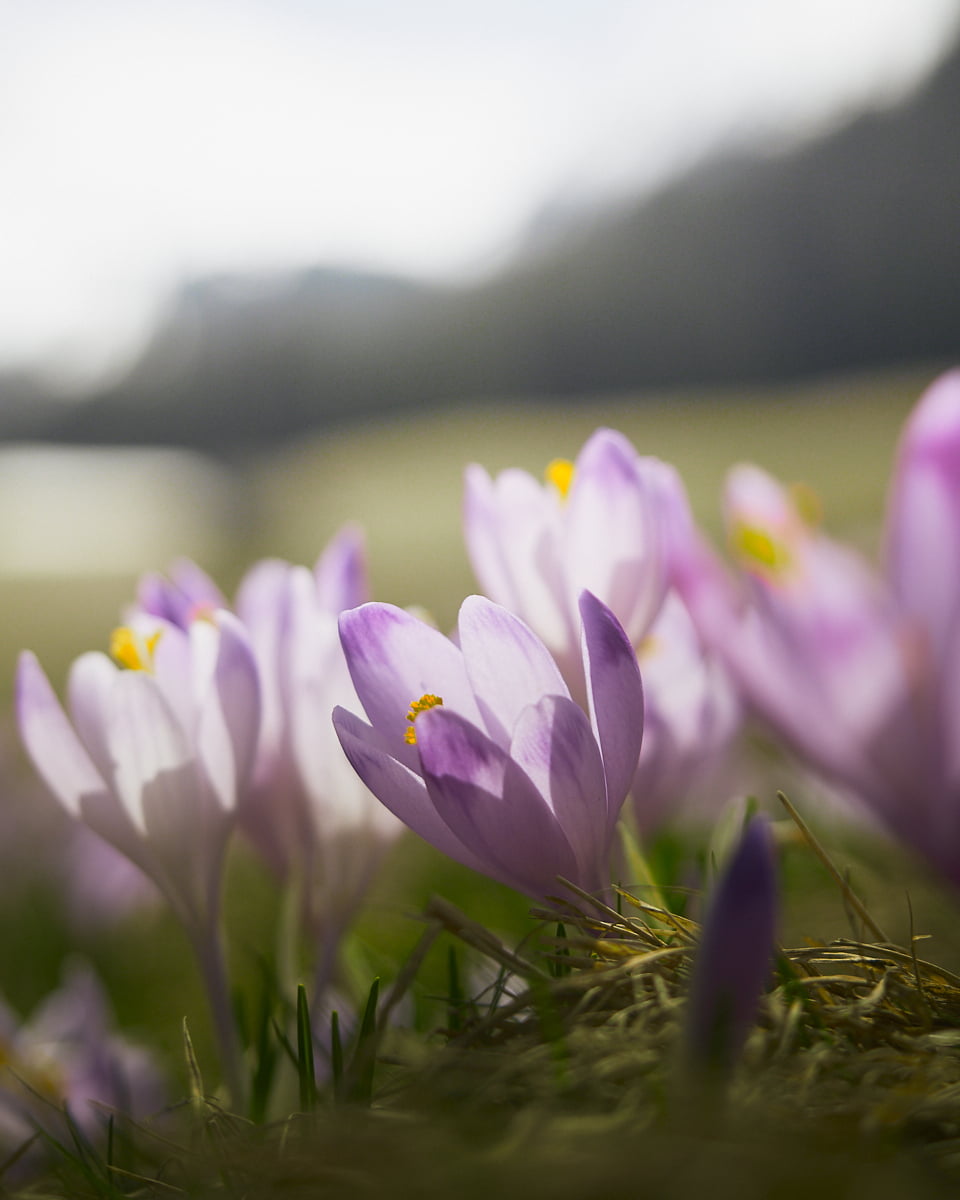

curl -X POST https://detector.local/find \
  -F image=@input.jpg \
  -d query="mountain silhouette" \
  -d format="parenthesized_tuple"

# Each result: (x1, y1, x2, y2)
(11, 33, 960, 450)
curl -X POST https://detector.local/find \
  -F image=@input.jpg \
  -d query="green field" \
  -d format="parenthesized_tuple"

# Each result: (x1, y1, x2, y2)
(2, 362, 937, 710)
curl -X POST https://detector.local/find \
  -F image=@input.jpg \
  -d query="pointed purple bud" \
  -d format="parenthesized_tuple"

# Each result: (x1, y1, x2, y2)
(685, 816, 779, 1074)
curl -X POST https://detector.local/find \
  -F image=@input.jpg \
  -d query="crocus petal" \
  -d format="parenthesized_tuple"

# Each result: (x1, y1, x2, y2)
(201, 611, 261, 805)
(236, 558, 295, 770)
(67, 651, 120, 782)
(508, 695, 608, 887)
(463, 464, 522, 611)
(106, 671, 200, 839)
(147, 620, 194, 726)
(416, 707, 579, 898)
(332, 707, 485, 874)
(458, 594, 569, 746)
(631, 593, 741, 832)
(288, 579, 399, 843)
(17, 651, 108, 818)
(579, 590, 644, 834)
(463, 464, 572, 654)
(685, 817, 779, 1072)
(566, 431, 666, 643)
(137, 559, 225, 628)
(886, 370, 960, 661)
(339, 603, 482, 746)
(63, 658, 163, 877)
(314, 524, 369, 613)
(287, 573, 353, 811)
(236, 558, 293, 636)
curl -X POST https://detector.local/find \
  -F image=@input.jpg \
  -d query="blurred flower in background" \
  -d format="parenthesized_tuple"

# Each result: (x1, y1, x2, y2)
(138, 530, 404, 996)
(0, 963, 164, 1168)
(676, 371, 960, 889)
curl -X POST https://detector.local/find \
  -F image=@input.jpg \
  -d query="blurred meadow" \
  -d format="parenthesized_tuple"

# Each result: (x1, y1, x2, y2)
(3, 363, 959, 1086)
(0, 362, 936, 706)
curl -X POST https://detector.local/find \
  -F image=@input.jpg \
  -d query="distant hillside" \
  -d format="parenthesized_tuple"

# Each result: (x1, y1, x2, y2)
(16, 34, 960, 450)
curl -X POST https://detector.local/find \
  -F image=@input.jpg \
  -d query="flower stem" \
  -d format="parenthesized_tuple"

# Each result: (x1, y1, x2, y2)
(188, 918, 247, 1113)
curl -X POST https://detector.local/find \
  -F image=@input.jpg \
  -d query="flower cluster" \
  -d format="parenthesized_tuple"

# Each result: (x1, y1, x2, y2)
(675, 372, 960, 888)
(9, 367, 960, 1132)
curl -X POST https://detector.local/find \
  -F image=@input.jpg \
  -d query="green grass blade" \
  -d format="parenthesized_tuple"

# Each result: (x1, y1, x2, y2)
(347, 976, 380, 1106)
(296, 983, 318, 1113)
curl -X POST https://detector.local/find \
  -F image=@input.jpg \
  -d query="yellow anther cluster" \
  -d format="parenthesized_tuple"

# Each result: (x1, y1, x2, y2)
(545, 457, 575, 499)
(730, 523, 792, 576)
(404, 693, 444, 744)
(110, 626, 163, 672)
(637, 634, 660, 660)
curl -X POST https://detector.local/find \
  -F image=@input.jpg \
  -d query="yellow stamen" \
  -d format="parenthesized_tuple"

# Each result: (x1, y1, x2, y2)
(545, 457, 575, 499)
(637, 635, 659, 660)
(404, 693, 444, 744)
(110, 626, 162, 672)
(730, 523, 792, 576)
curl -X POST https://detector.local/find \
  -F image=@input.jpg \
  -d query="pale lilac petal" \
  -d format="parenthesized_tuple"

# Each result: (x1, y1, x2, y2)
(723, 463, 800, 541)
(106, 672, 198, 836)
(17, 651, 108, 818)
(236, 559, 295, 775)
(566, 431, 667, 643)
(137, 559, 224, 628)
(204, 611, 261, 803)
(682, 555, 883, 797)
(646, 460, 697, 587)
(464, 465, 572, 654)
(146, 620, 194, 724)
(287, 578, 396, 840)
(886, 370, 960, 659)
(631, 593, 741, 831)
(579, 590, 644, 834)
(236, 558, 292, 635)
(508, 696, 607, 885)
(67, 652, 119, 781)
(416, 707, 579, 897)
(339, 603, 482, 745)
(106, 672, 223, 920)
(332, 707, 485, 873)
(463, 464, 520, 610)
(287, 572, 348, 806)
(457, 595, 569, 745)
(314, 524, 369, 612)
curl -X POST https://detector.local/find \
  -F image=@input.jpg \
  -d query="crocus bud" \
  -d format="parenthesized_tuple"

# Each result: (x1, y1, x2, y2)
(684, 816, 779, 1074)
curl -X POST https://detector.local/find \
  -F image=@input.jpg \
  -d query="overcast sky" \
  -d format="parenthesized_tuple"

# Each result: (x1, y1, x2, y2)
(2, 0, 958, 385)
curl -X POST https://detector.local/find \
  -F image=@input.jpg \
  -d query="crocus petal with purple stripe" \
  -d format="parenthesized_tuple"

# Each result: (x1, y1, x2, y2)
(334, 594, 643, 901)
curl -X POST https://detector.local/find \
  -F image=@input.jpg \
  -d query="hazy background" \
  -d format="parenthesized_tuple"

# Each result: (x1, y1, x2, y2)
(2, 0, 960, 686)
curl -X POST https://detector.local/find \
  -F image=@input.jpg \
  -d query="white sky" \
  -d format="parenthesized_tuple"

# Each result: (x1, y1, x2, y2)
(1, 0, 958, 386)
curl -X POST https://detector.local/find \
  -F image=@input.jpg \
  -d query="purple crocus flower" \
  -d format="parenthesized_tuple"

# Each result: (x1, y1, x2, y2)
(136, 558, 226, 628)
(137, 529, 403, 997)
(676, 371, 960, 887)
(465, 428, 742, 830)
(16, 611, 259, 1104)
(333, 591, 644, 901)
(684, 816, 779, 1072)
(17, 611, 259, 933)
(234, 531, 403, 989)
(464, 429, 679, 689)
(0, 963, 165, 1161)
